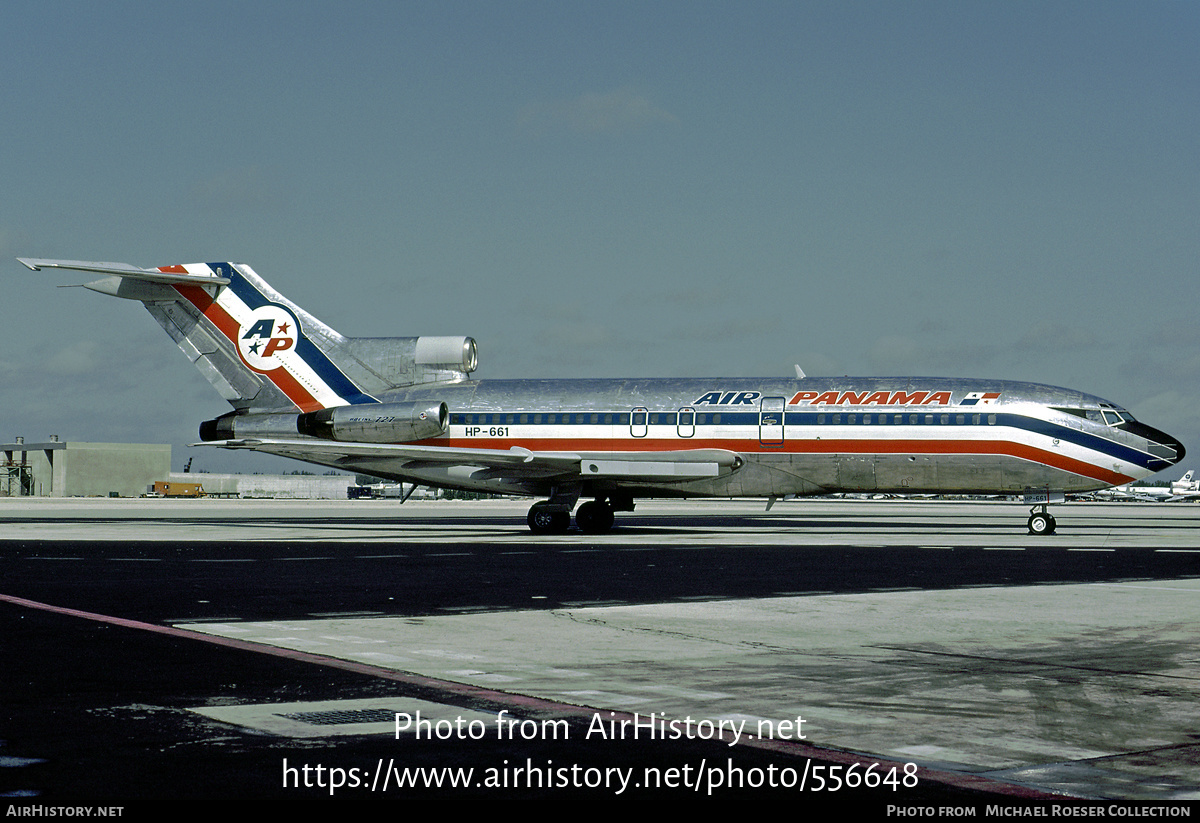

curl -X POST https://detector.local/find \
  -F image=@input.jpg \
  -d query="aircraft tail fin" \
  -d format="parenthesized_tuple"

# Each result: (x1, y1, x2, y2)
(19, 259, 476, 413)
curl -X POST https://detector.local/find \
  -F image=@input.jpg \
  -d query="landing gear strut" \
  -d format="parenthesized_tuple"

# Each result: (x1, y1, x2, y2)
(1027, 504, 1057, 536)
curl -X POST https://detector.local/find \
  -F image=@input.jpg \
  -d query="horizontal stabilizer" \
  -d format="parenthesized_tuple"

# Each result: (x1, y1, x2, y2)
(17, 258, 230, 287)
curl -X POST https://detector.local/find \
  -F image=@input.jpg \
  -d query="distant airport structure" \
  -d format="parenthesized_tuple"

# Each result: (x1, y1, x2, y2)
(2, 438, 352, 499)
(1, 438, 169, 498)
(167, 471, 352, 499)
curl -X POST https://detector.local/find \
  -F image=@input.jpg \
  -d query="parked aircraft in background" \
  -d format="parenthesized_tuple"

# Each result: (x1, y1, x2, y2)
(1170, 470, 1200, 499)
(1087, 485, 1170, 502)
(1083, 470, 1198, 502)
(19, 258, 1185, 535)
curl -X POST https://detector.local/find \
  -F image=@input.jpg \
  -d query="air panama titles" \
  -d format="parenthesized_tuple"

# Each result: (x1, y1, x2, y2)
(693, 390, 1001, 407)
(789, 390, 953, 406)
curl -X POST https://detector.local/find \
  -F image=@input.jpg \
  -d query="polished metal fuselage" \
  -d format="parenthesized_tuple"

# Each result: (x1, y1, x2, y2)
(22, 258, 1183, 506)
(301, 375, 1178, 500)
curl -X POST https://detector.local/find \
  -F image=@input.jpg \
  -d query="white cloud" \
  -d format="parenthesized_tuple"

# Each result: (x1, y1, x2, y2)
(191, 166, 280, 211)
(0, 226, 31, 258)
(1013, 321, 1098, 353)
(518, 88, 678, 136)
(44, 340, 102, 376)
(867, 335, 922, 374)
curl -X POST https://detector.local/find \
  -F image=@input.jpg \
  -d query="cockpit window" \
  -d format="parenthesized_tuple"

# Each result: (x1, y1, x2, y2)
(1098, 403, 1137, 427)
(1055, 406, 1137, 427)
(1102, 409, 1135, 427)
(1054, 407, 1105, 423)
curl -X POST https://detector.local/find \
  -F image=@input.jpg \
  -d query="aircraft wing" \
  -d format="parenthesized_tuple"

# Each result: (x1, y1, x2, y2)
(1167, 491, 1200, 502)
(17, 258, 231, 287)
(194, 438, 743, 481)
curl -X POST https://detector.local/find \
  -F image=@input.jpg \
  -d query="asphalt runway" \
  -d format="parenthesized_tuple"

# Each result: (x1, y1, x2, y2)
(1, 498, 1198, 814)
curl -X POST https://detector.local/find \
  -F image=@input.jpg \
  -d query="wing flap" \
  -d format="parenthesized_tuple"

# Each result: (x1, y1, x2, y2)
(194, 438, 742, 480)
(579, 458, 721, 479)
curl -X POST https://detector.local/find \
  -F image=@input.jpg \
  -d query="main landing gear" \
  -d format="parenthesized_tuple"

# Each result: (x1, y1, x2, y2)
(575, 499, 616, 533)
(527, 501, 571, 534)
(1027, 504, 1057, 536)
(527, 495, 632, 534)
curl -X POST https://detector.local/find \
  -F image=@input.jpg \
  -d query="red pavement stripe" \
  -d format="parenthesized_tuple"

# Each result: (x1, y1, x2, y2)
(1, 591, 1058, 799)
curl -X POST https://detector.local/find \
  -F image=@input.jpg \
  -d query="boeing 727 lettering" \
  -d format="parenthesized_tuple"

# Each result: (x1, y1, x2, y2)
(18, 258, 1185, 535)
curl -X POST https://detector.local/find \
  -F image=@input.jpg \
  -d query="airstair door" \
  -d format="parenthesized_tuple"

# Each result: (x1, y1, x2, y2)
(759, 397, 786, 447)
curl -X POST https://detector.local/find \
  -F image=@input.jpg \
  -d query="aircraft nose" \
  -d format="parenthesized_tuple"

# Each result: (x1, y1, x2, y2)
(1128, 421, 1186, 467)
(1161, 431, 1186, 464)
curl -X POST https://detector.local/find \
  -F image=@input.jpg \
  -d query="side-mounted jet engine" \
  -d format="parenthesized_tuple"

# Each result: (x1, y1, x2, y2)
(199, 400, 449, 444)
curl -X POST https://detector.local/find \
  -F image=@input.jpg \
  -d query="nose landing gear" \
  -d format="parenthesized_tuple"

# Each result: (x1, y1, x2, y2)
(1027, 504, 1057, 535)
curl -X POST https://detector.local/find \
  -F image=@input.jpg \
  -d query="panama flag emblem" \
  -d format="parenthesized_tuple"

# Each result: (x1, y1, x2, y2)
(239, 305, 300, 372)
(961, 391, 1001, 406)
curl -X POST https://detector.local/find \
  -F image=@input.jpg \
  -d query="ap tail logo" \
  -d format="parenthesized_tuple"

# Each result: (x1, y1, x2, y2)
(239, 305, 301, 373)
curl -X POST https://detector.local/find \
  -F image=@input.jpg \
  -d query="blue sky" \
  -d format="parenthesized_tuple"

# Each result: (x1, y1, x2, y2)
(2, 1, 1197, 478)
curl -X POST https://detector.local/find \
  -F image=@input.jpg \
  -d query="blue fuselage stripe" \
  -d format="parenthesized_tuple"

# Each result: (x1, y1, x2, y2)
(447, 410, 1168, 471)
(218, 264, 375, 405)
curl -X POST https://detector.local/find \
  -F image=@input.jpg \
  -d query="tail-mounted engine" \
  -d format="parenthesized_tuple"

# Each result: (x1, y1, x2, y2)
(200, 401, 449, 444)
(341, 336, 478, 388)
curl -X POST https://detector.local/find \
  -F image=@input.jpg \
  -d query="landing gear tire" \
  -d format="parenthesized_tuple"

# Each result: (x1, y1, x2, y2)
(528, 502, 570, 534)
(1027, 511, 1057, 536)
(576, 500, 615, 534)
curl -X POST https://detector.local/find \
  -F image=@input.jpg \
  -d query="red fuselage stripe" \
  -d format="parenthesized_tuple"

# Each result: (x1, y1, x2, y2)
(172, 283, 324, 412)
(420, 436, 1132, 486)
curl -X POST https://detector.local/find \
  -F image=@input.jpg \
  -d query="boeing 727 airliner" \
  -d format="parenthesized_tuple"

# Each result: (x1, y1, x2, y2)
(18, 258, 1185, 535)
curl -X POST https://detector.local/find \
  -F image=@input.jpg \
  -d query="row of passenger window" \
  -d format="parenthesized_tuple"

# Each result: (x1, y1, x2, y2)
(453, 412, 712, 426)
(450, 412, 999, 426)
(453, 413, 626, 426)
(812, 413, 998, 426)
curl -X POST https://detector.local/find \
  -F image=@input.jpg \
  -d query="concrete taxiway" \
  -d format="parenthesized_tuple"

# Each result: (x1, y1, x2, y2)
(1, 497, 1198, 804)
(5, 495, 1200, 546)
